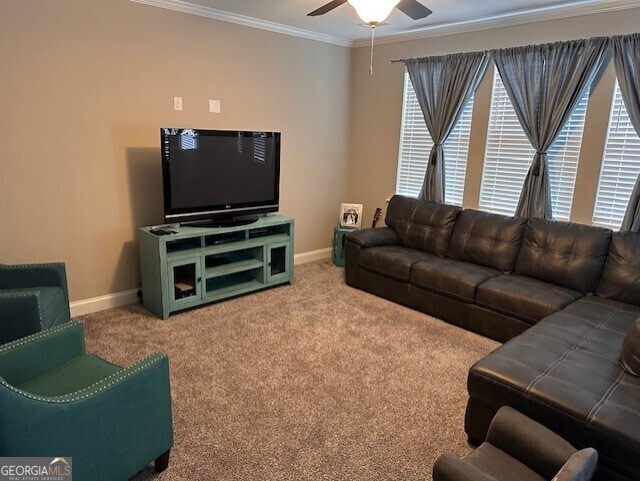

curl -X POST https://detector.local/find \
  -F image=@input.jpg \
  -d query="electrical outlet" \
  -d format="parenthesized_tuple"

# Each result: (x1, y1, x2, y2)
(209, 99, 221, 113)
(174, 96, 183, 111)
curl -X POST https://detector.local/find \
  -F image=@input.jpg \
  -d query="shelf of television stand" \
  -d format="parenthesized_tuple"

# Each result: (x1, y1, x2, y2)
(165, 233, 291, 260)
(138, 215, 294, 319)
(204, 271, 264, 298)
(205, 259, 264, 278)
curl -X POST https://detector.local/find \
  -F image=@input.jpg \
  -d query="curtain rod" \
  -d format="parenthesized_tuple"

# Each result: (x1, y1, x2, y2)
(390, 47, 488, 64)
(389, 33, 620, 64)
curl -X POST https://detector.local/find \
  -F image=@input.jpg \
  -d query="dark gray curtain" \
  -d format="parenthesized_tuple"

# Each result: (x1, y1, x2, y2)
(614, 33, 640, 232)
(492, 37, 609, 219)
(405, 52, 489, 203)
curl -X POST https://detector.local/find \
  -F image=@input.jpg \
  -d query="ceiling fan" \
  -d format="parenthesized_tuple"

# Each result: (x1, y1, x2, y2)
(308, 0, 433, 75)
(308, 0, 433, 23)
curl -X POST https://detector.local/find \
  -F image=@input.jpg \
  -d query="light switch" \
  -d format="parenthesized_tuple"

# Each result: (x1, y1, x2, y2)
(174, 96, 183, 111)
(209, 99, 221, 113)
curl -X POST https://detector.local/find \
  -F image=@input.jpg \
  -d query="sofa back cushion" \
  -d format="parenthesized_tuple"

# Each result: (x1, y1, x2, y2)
(448, 209, 527, 272)
(619, 317, 640, 376)
(385, 195, 460, 257)
(597, 232, 640, 306)
(514, 218, 612, 294)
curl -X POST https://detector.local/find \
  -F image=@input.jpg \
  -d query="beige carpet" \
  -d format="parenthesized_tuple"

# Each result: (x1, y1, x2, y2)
(80, 259, 499, 481)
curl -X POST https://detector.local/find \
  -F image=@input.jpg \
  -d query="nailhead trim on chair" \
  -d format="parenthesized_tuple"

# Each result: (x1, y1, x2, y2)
(0, 352, 168, 404)
(0, 320, 75, 353)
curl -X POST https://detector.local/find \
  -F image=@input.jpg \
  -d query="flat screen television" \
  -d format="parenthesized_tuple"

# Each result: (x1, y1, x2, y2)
(161, 128, 281, 227)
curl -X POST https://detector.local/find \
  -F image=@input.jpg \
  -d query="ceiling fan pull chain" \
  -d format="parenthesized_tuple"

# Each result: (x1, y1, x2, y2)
(369, 25, 376, 75)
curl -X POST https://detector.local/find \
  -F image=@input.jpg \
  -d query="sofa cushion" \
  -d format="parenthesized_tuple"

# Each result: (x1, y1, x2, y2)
(620, 318, 640, 377)
(514, 218, 612, 294)
(359, 246, 434, 282)
(410, 258, 499, 303)
(476, 275, 582, 325)
(597, 231, 640, 306)
(385, 195, 460, 257)
(467, 296, 640, 480)
(448, 210, 527, 272)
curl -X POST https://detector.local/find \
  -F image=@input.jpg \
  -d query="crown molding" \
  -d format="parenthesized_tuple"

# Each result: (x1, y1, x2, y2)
(356, 0, 640, 47)
(131, 0, 640, 49)
(129, 0, 353, 47)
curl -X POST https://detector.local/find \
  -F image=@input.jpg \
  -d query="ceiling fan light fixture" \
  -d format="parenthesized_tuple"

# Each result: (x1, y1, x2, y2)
(347, 0, 400, 24)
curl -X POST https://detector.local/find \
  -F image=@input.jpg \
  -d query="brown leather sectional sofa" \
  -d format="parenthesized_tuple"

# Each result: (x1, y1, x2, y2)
(344, 195, 640, 481)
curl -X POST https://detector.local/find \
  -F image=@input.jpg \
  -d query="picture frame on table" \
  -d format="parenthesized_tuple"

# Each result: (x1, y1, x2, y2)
(339, 203, 363, 229)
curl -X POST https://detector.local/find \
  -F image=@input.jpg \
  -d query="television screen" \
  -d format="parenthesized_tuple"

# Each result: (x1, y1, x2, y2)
(161, 128, 280, 225)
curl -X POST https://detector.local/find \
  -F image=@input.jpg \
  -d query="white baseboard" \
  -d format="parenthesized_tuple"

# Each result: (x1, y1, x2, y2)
(70, 289, 140, 317)
(70, 247, 332, 316)
(293, 247, 332, 265)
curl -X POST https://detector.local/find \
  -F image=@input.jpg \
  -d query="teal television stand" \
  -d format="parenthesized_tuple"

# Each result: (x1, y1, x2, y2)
(138, 215, 294, 319)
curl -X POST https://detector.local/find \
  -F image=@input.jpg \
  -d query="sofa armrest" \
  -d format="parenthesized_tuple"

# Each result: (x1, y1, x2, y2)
(0, 353, 173, 481)
(0, 291, 43, 344)
(486, 406, 576, 479)
(433, 453, 499, 481)
(346, 227, 397, 248)
(0, 263, 69, 300)
(0, 321, 86, 386)
(344, 228, 397, 287)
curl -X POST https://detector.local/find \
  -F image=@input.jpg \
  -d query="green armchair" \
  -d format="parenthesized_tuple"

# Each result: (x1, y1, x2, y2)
(0, 262, 71, 344)
(0, 321, 173, 480)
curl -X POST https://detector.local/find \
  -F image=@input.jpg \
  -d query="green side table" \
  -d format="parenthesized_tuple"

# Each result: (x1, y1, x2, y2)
(333, 226, 355, 267)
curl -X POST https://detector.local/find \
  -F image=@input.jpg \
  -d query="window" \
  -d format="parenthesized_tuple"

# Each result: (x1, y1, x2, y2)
(592, 81, 640, 230)
(479, 69, 588, 220)
(396, 73, 473, 206)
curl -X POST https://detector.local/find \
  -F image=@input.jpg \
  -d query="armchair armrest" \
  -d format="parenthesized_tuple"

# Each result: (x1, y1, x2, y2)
(486, 406, 576, 479)
(0, 353, 173, 481)
(433, 453, 498, 481)
(0, 263, 69, 300)
(0, 291, 43, 344)
(553, 448, 598, 481)
(346, 227, 398, 248)
(0, 321, 86, 386)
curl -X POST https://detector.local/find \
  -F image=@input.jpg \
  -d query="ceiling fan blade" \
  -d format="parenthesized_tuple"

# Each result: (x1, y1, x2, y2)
(396, 0, 433, 20)
(307, 0, 348, 16)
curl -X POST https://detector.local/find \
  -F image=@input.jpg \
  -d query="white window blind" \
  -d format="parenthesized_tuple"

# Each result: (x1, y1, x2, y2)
(479, 69, 588, 220)
(396, 73, 473, 206)
(593, 81, 640, 230)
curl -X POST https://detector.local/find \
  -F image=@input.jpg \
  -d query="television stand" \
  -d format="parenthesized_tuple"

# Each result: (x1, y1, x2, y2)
(138, 215, 294, 319)
(181, 215, 259, 229)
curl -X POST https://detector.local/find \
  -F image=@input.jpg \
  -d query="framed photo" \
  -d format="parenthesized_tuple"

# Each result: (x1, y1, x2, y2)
(340, 203, 363, 229)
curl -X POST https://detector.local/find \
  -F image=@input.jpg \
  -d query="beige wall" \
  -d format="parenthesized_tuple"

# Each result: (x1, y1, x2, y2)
(348, 8, 640, 225)
(0, 0, 351, 301)
(4, 2, 640, 305)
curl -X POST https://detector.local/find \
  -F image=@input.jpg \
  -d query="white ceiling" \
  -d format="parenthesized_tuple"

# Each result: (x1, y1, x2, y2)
(134, 0, 640, 46)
